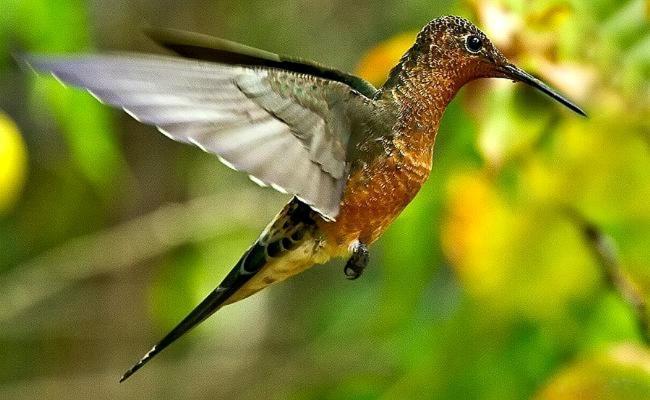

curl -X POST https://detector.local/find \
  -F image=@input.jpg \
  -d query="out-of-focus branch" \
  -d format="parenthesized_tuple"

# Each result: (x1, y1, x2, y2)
(0, 191, 277, 323)
(567, 208, 649, 345)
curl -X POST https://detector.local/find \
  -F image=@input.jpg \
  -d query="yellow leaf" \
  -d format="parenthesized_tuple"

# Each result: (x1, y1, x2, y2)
(0, 112, 28, 214)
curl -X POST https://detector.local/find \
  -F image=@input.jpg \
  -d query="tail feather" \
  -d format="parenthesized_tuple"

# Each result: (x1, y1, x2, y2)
(119, 199, 320, 382)
(119, 287, 229, 382)
(119, 241, 265, 382)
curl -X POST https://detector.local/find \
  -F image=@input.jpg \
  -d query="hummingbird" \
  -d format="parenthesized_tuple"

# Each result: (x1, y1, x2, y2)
(24, 16, 585, 382)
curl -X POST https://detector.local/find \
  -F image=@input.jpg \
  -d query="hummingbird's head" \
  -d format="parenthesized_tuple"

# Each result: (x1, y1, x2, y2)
(411, 16, 585, 116)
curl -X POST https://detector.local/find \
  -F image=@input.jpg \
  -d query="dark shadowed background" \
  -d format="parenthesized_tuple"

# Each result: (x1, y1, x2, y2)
(0, 0, 649, 399)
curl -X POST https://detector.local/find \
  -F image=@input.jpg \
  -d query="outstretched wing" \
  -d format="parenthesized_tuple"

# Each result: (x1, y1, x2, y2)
(144, 27, 379, 99)
(26, 54, 373, 219)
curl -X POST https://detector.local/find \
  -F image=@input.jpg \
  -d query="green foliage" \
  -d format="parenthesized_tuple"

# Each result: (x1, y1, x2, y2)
(5, 0, 125, 193)
(0, 0, 648, 399)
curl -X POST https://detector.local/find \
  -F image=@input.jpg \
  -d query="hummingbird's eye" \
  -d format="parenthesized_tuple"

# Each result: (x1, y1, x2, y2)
(465, 35, 483, 53)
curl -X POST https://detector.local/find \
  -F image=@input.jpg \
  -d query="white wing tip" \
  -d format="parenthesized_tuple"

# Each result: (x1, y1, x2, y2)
(217, 155, 239, 171)
(156, 127, 175, 140)
(86, 89, 106, 105)
(122, 107, 142, 123)
(188, 137, 209, 153)
(248, 175, 268, 187)
(49, 72, 69, 88)
(270, 183, 288, 194)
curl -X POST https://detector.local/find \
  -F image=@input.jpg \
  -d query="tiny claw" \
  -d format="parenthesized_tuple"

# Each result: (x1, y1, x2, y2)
(344, 264, 362, 280)
(344, 241, 369, 280)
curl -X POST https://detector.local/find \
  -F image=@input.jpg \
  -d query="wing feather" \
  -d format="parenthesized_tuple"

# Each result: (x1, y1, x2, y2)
(25, 54, 372, 218)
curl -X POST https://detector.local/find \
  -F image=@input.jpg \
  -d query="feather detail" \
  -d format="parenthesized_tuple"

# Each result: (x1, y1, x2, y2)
(23, 54, 372, 219)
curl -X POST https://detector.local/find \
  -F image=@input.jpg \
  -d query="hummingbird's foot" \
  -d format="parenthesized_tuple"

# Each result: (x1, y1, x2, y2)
(344, 241, 369, 280)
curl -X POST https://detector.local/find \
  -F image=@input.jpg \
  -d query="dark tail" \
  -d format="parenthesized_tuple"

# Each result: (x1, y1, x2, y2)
(119, 199, 316, 382)
(119, 240, 269, 382)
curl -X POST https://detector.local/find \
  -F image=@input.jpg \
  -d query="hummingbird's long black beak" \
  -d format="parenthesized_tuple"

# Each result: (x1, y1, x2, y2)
(500, 64, 587, 117)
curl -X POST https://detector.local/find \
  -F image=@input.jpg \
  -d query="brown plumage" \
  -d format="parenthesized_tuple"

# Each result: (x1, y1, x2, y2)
(22, 15, 585, 381)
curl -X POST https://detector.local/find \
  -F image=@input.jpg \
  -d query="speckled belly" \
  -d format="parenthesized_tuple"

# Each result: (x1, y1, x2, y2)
(318, 147, 432, 254)
(224, 142, 433, 305)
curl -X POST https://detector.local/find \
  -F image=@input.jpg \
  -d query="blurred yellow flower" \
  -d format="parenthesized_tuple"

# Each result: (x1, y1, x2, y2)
(441, 172, 514, 300)
(0, 112, 27, 214)
(536, 344, 650, 399)
(441, 171, 597, 320)
(355, 31, 417, 87)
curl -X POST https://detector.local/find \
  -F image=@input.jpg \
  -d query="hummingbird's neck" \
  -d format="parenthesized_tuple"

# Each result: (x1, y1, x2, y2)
(377, 39, 469, 138)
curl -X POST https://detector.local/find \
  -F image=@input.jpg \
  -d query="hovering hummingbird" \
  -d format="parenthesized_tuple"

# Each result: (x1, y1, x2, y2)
(24, 16, 586, 381)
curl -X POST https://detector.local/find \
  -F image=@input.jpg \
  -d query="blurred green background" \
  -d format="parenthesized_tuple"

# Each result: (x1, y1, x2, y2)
(1, 0, 649, 399)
